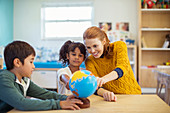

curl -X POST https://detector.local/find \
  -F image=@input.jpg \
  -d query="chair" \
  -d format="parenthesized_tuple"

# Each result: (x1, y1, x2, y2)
(153, 69, 170, 105)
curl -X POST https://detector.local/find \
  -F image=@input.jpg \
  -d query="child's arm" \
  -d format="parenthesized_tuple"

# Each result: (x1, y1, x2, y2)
(27, 80, 67, 100)
(0, 74, 67, 111)
(60, 74, 70, 90)
(96, 88, 117, 102)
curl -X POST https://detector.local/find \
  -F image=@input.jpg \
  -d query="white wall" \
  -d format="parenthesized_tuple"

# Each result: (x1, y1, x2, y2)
(14, 0, 138, 52)
(93, 0, 138, 38)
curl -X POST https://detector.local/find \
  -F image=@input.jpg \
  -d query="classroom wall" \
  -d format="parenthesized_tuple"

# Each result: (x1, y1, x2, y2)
(0, 0, 13, 46)
(93, 0, 138, 38)
(13, 0, 138, 53)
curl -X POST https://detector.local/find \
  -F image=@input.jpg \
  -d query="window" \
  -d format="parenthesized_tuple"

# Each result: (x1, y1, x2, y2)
(41, 2, 93, 40)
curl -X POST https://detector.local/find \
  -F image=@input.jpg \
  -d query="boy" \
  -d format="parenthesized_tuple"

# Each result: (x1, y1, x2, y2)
(0, 41, 82, 112)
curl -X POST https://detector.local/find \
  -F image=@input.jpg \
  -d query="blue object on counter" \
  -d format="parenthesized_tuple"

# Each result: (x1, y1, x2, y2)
(3, 62, 86, 69)
(34, 61, 86, 69)
(80, 62, 86, 68)
(34, 62, 64, 68)
(3, 64, 6, 69)
(126, 39, 135, 45)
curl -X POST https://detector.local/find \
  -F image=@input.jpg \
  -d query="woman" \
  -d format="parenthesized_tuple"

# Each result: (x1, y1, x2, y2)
(83, 26, 141, 94)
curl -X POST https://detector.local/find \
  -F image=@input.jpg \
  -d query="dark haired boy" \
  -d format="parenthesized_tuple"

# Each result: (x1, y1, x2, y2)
(0, 41, 82, 112)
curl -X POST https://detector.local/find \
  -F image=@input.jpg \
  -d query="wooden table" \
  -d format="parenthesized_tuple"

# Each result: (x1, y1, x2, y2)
(8, 95, 170, 113)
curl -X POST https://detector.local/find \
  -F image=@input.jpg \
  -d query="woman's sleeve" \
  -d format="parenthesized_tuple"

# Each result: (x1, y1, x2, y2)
(114, 41, 131, 76)
(85, 58, 99, 77)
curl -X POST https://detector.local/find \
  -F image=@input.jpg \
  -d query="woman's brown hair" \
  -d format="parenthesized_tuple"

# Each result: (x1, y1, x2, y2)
(83, 26, 113, 58)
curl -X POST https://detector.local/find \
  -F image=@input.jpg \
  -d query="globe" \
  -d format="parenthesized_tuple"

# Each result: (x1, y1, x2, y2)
(69, 70, 97, 98)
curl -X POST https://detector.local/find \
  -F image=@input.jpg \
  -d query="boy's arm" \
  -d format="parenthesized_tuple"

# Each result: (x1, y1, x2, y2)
(28, 81, 83, 110)
(0, 75, 66, 111)
(96, 88, 117, 102)
(27, 80, 67, 100)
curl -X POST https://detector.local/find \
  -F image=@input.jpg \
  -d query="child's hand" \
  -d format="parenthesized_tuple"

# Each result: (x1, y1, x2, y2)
(60, 95, 83, 110)
(103, 91, 117, 102)
(66, 81, 70, 90)
(60, 74, 70, 90)
(96, 77, 106, 88)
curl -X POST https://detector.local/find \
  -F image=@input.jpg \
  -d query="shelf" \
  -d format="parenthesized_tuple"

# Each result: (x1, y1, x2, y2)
(141, 66, 170, 69)
(141, 9, 170, 11)
(157, 65, 170, 69)
(141, 48, 170, 51)
(127, 45, 136, 48)
(139, 1, 170, 88)
(141, 9, 170, 28)
(141, 28, 170, 31)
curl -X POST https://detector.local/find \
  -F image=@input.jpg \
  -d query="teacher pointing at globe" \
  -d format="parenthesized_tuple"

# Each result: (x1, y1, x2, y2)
(57, 40, 117, 102)
(83, 26, 141, 94)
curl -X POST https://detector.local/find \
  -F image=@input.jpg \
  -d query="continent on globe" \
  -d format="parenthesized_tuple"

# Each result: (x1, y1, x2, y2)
(69, 70, 97, 98)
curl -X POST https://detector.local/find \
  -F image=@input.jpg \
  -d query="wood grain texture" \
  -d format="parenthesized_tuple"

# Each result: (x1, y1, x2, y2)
(9, 95, 170, 113)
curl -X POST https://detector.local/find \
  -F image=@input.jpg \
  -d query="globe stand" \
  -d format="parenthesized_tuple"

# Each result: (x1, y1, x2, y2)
(77, 97, 90, 109)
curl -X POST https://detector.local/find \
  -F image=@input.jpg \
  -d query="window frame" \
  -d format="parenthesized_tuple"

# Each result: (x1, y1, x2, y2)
(41, 2, 94, 40)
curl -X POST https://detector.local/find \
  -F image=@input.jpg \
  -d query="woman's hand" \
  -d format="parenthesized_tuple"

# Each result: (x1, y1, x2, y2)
(96, 77, 106, 88)
(60, 95, 83, 110)
(96, 87, 117, 102)
(103, 91, 117, 102)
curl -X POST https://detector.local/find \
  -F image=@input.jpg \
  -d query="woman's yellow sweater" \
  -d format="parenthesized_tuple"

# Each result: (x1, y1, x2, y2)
(85, 41, 141, 94)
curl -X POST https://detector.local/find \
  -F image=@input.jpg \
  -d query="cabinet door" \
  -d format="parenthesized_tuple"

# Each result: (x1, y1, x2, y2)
(31, 70, 57, 89)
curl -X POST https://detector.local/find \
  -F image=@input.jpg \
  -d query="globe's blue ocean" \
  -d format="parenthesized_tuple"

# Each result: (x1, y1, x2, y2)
(69, 70, 97, 98)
